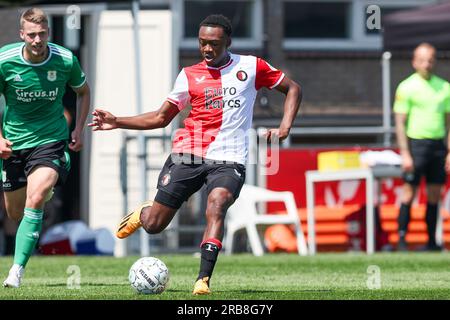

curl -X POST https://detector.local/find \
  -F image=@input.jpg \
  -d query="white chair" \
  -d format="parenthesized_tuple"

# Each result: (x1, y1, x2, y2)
(224, 184, 308, 256)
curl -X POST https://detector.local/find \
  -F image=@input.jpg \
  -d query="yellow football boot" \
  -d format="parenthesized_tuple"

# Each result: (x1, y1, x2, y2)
(116, 201, 153, 239)
(192, 277, 211, 295)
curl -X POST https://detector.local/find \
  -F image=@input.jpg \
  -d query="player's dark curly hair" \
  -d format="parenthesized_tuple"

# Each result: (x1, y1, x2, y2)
(200, 14, 232, 37)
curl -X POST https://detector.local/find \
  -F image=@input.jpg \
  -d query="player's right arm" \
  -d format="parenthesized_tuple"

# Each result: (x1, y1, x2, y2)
(90, 68, 188, 132)
(0, 136, 13, 159)
(0, 67, 13, 159)
(393, 83, 413, 172)
(89, 100, 179, 131)
(0, 118, 13, 158)
(395, 113, 413, 171)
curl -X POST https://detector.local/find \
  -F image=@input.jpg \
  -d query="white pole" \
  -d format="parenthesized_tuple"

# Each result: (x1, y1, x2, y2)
(436, 204, 443, 246)
(306, 172, 316, 255)
(131, 0, 150, 257)
(246, 129, 257, 186)
(366, 172, 375, 255)
(382, 51, 392, 147)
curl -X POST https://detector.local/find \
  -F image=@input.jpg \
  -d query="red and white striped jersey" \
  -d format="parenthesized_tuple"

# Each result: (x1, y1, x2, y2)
(167, 53, 285, 164)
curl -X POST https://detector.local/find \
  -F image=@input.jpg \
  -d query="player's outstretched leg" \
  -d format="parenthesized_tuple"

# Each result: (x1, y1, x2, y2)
(116, 201, 153, 239)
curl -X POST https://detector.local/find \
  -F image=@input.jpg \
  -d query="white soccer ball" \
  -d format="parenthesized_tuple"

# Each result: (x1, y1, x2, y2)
(128, 257, 169, 294)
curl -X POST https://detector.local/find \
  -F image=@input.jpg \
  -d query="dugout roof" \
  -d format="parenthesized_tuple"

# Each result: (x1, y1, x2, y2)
(383, 1, 450, 51)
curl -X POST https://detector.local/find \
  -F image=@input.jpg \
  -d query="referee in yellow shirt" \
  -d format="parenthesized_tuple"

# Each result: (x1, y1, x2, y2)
(394, 43, 450, 251)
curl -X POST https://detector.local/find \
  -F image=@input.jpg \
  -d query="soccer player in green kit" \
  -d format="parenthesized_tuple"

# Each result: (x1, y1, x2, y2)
(0, 8, 90, 287)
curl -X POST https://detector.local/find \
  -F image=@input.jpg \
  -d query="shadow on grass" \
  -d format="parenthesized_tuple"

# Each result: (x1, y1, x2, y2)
(45, 283, 126, 287)
(214, 289, 335, 294)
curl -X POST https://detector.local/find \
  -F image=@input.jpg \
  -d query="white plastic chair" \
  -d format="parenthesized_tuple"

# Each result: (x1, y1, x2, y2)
(224, 184, 308, 256)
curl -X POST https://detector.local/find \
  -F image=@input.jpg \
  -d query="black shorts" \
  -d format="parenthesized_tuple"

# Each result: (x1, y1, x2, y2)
(403, 138, 447, 186)
(1, 140, 71, 192)
(155, 153, 246, 209)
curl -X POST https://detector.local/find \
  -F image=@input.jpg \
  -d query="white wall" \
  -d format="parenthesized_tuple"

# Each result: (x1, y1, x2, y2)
(90, 10, 173, 256)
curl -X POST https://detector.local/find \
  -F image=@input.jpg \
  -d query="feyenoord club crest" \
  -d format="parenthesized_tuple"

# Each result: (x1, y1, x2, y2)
(236, 70, 248, 81)
(47, 70, 57, 81)
(161, 173, 171, 186)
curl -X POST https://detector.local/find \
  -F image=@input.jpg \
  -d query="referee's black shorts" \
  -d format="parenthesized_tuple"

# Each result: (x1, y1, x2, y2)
(154, 153, 246, 209)
(404, 138, 447, 186)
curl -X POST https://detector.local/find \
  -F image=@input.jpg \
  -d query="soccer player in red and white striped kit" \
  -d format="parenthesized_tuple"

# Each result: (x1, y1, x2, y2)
(89, 14, 302, 295)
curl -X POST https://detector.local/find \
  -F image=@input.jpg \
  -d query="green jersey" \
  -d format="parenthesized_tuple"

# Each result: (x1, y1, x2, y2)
(393, 73, 450, 140)
(0, 42, 86, 150)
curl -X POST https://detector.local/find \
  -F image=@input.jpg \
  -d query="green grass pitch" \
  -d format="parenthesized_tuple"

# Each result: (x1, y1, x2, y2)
(0, 253, 449, 300)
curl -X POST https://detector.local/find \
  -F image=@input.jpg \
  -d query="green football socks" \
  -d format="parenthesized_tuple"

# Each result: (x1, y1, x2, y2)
(13, 208, 43, 267)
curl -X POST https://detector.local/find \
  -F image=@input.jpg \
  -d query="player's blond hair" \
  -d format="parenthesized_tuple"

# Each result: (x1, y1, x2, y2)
(20, 8, 48, 28)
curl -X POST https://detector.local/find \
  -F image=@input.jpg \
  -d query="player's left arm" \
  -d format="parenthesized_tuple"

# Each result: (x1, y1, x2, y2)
(70, 82, 91, 152)
(446, 112, 450, 173)
(266, 76, 302, 142)
(445, 86, 450, 173)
